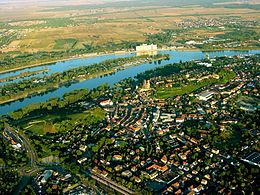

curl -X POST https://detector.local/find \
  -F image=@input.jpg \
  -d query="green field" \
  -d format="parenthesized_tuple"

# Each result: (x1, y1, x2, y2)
(156, 70, 236, 99)
(157, 82, 209, 99)
(53, 38, 78, 50)
(19, 107, 106, 135)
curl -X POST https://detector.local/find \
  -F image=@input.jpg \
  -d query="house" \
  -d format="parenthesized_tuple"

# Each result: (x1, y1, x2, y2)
(113, 154, 123, 161)
(180, 154, 187, 160)
(194, 185, 204, 193)
(11, 143, 22, 150)
(176, 115, 185, 123)
(147, 164, 168, 172)
(101, 171, 108, 177)
(122, 170, 132, 178)
(52, 185, 58, 190)
(160, 165, 169, 172)
(79, 145, 87, 152)
(211, 148, 219, 155)
(158, 130, 164, 135)
(77, 157, 87, 164)
(131, 166, 137, 172)
(173, 182, 180, 189)
(92, 166, 101, 173)
(201, 179, 208, 185)
(170, 134, 177, 139)
(161, 155, 168, 164)
(188, 185, 194, 191)
(115, 165, 123, 171)
(184, 167, 189, 172)
(191, 138, 199, 144)
(61, 174, 72, 181)
(100, 99, 113, 107)
(204, 174, 211, 180)
(149, 171, 159, 180)
(166, 187, 173, 193)
(134, 176, 141, 183)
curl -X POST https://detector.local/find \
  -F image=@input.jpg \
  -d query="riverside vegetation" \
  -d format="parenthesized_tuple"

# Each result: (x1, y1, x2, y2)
(0, 54, 169, 105)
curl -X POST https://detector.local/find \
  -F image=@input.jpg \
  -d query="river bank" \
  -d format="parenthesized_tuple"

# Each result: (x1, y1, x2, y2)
(0, 51, 133, 74)
(0, 68, 49, 82)
(0, 55, 168, 105)
(1, 47, 258, 75)
(0, 49, 259, 116)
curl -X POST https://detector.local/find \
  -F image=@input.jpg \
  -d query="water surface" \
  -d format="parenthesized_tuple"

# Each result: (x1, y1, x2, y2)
(0, 50, 259, 115)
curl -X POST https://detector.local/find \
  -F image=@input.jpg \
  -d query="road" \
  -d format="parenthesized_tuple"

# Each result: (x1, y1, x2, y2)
(4, 124, 40, 195)
(5, 124, 38, 172)
(5, 124, 135, 194)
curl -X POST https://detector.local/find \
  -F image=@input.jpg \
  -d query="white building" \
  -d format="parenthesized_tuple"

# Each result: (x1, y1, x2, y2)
(100, 99, 113, 107)
(136, 44, 157, 52)
(40, 170, 53, 184)
(198, 91, 214, 101)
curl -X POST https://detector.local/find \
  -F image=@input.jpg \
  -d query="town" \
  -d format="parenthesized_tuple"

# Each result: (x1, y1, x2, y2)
(1, 54, 259, 194)
(0, 0, 260, 194)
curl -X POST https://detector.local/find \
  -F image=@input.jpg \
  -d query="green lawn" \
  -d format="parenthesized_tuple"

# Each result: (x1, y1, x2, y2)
(157, 82, 209, 99)
(19, 107, 105, 135)
(156, 70, 236, 99)
(24, 120, 55, 135)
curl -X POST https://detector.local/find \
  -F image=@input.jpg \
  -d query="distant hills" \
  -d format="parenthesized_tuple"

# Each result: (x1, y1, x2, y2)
(1, 0, 259, 7)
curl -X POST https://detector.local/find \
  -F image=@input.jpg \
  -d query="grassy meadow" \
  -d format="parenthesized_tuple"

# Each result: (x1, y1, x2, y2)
(19, 107, 106, 135)
(156, 70, 236, 99)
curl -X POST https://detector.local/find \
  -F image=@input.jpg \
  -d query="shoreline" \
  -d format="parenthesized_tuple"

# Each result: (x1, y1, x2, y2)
(0, 68, 49, 82)
(0, 51, 134, 75)
(1, 47, 259, 75)
(0, 55, 168, 106)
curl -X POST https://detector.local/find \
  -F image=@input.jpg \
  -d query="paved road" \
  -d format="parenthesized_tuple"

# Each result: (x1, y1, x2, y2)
(5, 124, 40, 195)
(5, 125, 39, 172)
(5, 124, 135, 194)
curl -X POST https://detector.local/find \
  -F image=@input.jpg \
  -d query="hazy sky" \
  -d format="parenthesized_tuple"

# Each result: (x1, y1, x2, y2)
(0, 0, 259, 8)
(0, 0, 126, 4)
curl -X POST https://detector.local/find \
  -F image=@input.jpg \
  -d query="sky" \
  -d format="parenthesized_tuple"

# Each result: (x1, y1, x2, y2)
(0, 0, 258, 8)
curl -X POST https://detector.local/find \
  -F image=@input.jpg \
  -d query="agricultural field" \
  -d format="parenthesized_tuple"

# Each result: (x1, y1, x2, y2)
(0, 1, 259, 53)
(53, 38, 78, 50)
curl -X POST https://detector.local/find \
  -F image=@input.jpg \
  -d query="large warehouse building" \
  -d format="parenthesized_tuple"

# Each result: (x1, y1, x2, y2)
(136, 44, 157, 52)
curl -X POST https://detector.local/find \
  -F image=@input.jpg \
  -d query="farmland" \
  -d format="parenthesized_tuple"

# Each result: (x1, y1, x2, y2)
(0, 1, 259, 52)
(0, 0, 259, 71)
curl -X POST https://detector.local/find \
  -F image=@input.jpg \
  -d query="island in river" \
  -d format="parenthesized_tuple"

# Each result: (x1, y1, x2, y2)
(0, 49, 259, 116)
(0, 54, 169, 105)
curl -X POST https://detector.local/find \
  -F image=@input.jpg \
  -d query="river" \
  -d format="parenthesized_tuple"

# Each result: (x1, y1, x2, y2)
(0, 50, 259, 115)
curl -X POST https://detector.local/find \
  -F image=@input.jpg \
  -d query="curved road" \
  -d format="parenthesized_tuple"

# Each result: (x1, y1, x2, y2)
(5, 124, 41, 195)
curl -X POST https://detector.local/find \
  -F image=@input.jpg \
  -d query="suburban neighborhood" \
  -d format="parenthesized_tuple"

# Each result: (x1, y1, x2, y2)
(1, 54, 258, 194)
